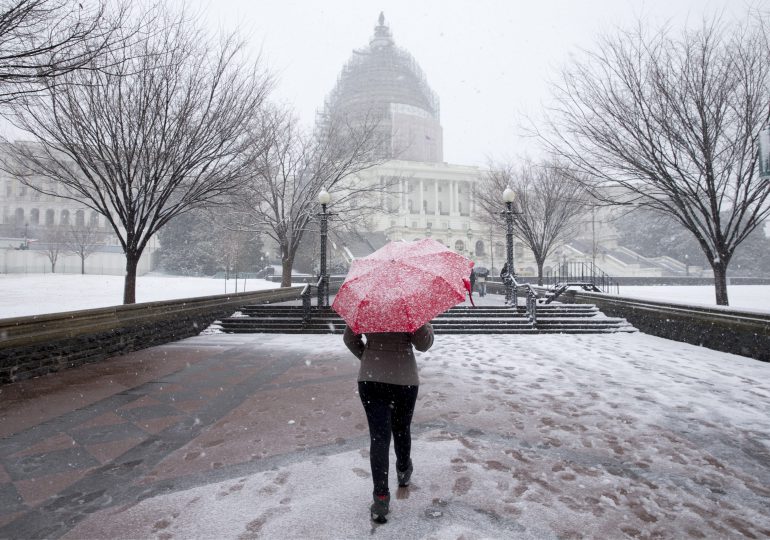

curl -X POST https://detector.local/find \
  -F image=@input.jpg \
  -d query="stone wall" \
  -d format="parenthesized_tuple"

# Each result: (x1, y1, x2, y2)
(0, 287, 303, 384)
(561, 290, 770, 362)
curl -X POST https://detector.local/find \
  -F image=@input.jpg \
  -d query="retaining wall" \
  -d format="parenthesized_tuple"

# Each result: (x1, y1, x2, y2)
(0, 287, 303, 384)
(561, 290, 770, 362)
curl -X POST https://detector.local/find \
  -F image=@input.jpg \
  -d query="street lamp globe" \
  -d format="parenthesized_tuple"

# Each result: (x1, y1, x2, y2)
(503, 187, 515, 203)
(318, 189, 331, 205)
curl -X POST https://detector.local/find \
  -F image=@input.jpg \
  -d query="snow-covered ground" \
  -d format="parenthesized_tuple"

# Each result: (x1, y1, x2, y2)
(0, 274, 300, 318)
(616, 285, 770, 313)
(0, 274, 768, 319)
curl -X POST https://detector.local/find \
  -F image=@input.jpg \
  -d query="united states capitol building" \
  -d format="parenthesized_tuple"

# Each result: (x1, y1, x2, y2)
(319, 13, 696, 279)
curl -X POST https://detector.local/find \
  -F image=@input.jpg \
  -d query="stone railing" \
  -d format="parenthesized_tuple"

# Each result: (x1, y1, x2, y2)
(0, 287, 303, 385)
(561, 290, 770, 362)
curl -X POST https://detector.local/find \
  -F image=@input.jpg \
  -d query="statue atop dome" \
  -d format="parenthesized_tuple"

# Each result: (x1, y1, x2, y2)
(371, 11, 393, 48)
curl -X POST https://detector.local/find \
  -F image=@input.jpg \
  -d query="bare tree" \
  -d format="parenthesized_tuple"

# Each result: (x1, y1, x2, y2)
(537, 16, 770, 305)
(474, 159, 588, 285)
(0, 0, 125, 105)
(230, 106, 392, 287)
(64, 223, 103, 274)
(3, 6, 272, 303)
(35, 225, 66, 272)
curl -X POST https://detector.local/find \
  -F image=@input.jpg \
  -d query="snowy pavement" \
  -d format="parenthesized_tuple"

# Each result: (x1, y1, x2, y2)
(1, 331, 768, 539)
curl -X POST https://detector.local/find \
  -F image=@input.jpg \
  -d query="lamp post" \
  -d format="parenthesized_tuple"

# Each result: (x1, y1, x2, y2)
(502, 187, 516, 305)
(317, 189, 332, 307)
(684, 254, 689, 277)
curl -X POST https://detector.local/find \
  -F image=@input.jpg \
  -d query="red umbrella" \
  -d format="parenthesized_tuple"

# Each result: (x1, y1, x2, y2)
(332, 238, 474, 333)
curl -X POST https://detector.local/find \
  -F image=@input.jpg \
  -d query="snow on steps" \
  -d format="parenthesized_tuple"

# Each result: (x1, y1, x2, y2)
(216, 304, 637, 335)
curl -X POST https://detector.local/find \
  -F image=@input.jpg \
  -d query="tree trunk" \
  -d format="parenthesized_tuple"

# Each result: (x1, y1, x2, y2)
(281, 254, 293, 288)
(81, 255, 85, 275)
(712, 262, 729, 306)
(123, 253, 140, 304)
(536, 259, 545, 286)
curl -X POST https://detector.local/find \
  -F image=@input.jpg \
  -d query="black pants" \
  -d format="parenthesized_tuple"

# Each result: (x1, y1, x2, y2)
(358, 381, 419, 496)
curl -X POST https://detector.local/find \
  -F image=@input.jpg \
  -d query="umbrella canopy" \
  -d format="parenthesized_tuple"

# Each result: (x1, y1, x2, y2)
(332, 239, 474, 334)
(474, 266, 490, 277)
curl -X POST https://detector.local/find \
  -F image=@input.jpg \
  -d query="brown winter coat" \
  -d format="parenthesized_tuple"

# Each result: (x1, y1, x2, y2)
(343, 324, 434, 386)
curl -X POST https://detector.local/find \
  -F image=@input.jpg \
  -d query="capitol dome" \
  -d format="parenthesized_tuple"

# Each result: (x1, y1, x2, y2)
(321, 13, 444, 163)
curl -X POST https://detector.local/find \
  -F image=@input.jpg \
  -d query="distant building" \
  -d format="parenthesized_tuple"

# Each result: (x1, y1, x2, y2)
(0, 144, 158, 275)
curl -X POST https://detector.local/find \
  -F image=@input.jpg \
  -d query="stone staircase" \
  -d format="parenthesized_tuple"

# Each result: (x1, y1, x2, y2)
(217, 304, 637, 334)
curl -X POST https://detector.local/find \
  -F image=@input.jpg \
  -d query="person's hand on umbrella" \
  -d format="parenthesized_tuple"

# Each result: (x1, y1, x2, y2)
(462, 278, 475, 307)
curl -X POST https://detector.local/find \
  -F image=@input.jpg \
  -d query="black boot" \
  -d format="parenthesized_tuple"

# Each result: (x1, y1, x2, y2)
(397, 459, 413, 487)
(370, 492, 390, 523)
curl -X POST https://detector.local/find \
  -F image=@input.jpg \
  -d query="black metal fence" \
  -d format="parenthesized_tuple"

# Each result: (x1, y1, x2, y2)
(543, 261, 620, 294)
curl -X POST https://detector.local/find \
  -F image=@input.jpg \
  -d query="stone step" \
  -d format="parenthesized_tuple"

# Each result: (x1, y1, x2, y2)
(227, 313, 608, 324)
(218, 325, 635, 335)
(240, 304, 599, 311)
(240, 304, 598, 312)
(239, 307, 599, 317)
(219, 320, 635, 334)
(218, 302, 637, 335)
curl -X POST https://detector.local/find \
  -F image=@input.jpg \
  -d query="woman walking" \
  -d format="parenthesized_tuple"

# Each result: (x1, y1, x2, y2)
(343, 323, 434, 523)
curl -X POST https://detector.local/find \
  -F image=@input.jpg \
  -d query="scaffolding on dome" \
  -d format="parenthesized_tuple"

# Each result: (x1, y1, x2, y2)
(315, 13, 443, 163)
(323, 43, 441, 121)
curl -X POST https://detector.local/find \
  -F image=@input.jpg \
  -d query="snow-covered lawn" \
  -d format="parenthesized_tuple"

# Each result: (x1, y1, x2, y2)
(0, 273, 768, 319)
(0, 274, 297, 319)
(617, 285, 770, 313)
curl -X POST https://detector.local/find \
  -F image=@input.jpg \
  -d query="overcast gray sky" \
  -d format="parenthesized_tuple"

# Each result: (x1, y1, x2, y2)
(3, 0, 755, 166)
(188, 0, 753, 166)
